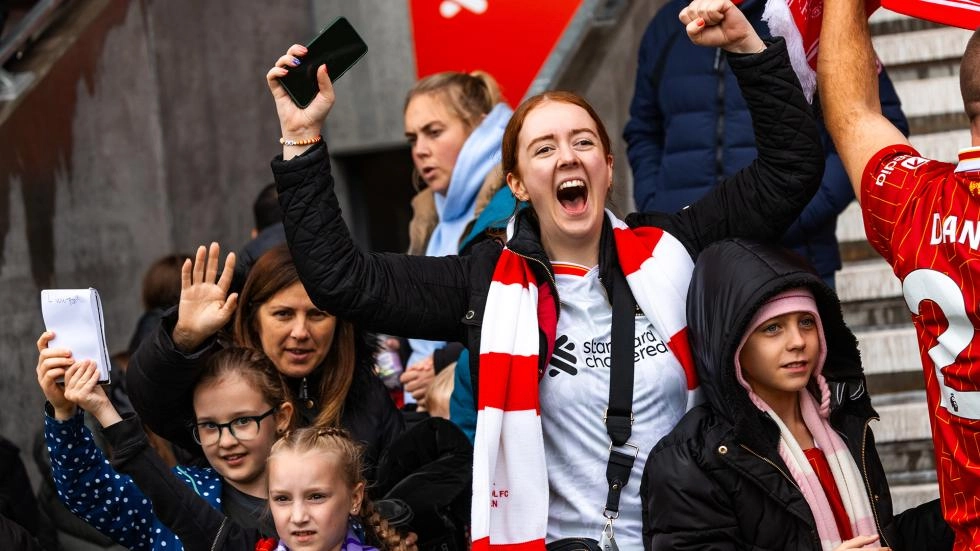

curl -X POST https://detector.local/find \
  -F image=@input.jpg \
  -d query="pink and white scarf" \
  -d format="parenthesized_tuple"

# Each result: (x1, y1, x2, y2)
(471, 211, 698, 550)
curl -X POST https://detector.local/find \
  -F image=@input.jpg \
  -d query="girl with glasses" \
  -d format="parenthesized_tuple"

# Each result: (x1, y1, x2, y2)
(35, 345, 293, 550)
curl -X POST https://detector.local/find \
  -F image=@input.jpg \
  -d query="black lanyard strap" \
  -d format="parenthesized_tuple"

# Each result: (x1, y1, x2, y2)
(603, 267, 637, 518)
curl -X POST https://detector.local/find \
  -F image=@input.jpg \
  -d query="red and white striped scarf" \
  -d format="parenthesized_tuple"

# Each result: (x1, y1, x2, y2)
(471, 211, 698, 549)
(762, 0, 880, 103)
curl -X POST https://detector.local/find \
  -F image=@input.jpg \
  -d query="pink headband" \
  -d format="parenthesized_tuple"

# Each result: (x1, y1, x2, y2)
(745, 288, 819, 335)
(735, 287, 831, 417)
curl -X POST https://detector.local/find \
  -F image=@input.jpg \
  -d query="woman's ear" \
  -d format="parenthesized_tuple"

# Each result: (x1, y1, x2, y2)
(607, 154, 614, 188)
(275, 402, 294, 434)
(506, 171, 528, 202)
(350, 481, 365, 514)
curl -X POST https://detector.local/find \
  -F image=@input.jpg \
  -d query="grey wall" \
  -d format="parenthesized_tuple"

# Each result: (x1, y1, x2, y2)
(0, 0, 312, 483)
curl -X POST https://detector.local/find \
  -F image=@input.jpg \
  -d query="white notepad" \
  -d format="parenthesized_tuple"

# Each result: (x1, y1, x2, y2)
(40, 288, 111, 384)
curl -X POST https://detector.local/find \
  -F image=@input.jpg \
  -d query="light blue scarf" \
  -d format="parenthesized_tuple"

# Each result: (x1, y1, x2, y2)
(409, 103, 513, 373)
(425, 102, 512, 258)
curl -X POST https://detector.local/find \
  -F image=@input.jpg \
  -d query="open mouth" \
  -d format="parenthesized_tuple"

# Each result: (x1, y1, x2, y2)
(557, 179, 588, 214)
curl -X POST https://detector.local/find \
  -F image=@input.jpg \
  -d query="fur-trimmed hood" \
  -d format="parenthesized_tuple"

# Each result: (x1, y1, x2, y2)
(685, 239, 875, 451)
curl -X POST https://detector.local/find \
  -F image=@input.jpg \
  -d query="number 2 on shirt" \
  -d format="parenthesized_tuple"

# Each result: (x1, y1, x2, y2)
(904, 268, 980, 419)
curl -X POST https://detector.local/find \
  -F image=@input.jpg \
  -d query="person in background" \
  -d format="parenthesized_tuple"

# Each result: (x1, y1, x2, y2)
(398, 71, 515, 406)
(623, 0, 908, 288)
(231, 183, 287, 295)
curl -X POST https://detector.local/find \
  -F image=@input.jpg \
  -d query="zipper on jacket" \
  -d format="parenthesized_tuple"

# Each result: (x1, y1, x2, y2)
(739, 443, 800, 491)
(211, 516, 227, 551)
(860, 417, 891, 549)
(714, 48, 726, 186)
(511, 249, 559, 303)
(740, 443, 822, 548)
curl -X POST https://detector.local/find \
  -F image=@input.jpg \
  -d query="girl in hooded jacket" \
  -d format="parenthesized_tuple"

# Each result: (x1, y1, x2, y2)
(641, 239, 952, 551)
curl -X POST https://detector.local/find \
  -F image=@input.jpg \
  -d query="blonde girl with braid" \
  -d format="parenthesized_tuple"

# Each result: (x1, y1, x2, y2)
(265, 427, 416, 551)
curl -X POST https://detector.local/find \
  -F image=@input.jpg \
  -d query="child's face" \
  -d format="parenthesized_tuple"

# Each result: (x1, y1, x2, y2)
(738, 311, 820, 402)
(268, 450, 364, 551)
(192, 372, 289, 497)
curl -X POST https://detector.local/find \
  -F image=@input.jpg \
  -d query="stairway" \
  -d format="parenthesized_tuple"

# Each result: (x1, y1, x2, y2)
(836, 9, 972, 512)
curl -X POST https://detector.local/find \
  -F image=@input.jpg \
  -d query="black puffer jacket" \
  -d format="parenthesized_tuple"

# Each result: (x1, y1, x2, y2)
(126, 308, 403, 478)
(641, 239, 953, 550)
(274, 39, 822, 402)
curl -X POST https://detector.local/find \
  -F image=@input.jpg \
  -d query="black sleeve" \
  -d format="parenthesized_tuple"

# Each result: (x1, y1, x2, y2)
(104, 414, 257, 551)
(633, 37, 823, 257)
(273, 144, 474, 342)
(125, 307, 217, 454)
(892, 498, 954, 551)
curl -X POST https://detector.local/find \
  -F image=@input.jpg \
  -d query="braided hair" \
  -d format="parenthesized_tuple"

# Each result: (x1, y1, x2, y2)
(269, 427, 416, 551)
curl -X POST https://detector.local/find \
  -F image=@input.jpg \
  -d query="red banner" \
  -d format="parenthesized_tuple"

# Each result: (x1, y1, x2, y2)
(408, 0, 584, 105)
(881, 0, 980, 30)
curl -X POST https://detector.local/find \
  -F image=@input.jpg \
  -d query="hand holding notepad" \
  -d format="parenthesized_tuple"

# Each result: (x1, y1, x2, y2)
(40, 288, 111, 384)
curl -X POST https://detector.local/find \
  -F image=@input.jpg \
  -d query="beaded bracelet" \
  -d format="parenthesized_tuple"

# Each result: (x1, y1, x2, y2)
(279, 135, 322, 146)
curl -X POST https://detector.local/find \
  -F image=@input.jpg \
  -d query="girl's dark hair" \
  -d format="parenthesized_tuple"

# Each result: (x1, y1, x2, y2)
(195, 347, 293, 429)
(270, 427, 416, 551)
(233, 245, 356, 428)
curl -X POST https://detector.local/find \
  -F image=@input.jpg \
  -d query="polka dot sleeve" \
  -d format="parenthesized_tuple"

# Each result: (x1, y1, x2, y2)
(44, 409, 159, 550)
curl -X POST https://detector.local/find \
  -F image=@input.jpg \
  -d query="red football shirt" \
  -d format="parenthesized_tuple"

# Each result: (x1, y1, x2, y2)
(804, 447, 855, 541)
(863, 144, 980, 549)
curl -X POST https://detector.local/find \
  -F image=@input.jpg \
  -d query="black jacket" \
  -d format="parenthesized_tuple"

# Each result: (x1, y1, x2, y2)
(125, 308, 403, 478)
(274, 39, 823, 404)
(641, 239, 953, 550)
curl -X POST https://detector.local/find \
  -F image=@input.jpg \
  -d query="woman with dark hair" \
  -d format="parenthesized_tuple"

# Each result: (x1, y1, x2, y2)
(125, 243, 402, 478)
(266, 1, 822, 546)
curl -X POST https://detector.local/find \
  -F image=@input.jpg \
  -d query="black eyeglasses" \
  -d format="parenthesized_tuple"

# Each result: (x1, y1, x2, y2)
(191, 406, 278, 446)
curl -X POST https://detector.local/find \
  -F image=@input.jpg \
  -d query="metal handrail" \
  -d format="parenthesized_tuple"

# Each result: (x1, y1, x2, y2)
(0, 0, 68, 67)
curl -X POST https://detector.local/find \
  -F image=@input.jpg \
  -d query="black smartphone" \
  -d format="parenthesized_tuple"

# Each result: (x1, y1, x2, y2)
(279, 17, 368, 108)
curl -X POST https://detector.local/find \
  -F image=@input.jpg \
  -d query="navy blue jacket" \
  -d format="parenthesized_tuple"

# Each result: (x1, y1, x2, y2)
(623, 0, 909, 278)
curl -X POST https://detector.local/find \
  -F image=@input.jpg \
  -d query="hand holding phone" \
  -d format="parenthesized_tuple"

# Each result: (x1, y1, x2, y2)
(279, 17, 368, 108)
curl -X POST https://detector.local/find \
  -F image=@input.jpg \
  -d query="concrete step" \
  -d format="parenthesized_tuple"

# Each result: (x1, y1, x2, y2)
(889, 482, 940, 513)
(842, 297, 915, 329)
(870, 7, 909, 23)
(911, 130, 970, 163)
(893, 76, 961, 118)
(857, 326, 926, 395)
(871, 393, 932, 442)
(837, 202, 865, 244)
(856, 326, 920, 374)
(877, 441, 936, 481)
(836, 258, 902, 303)
(873, 27, 972, 67)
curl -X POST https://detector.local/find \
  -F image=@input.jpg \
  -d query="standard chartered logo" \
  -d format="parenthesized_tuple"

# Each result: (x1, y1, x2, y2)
(548, 325, 668, 378)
